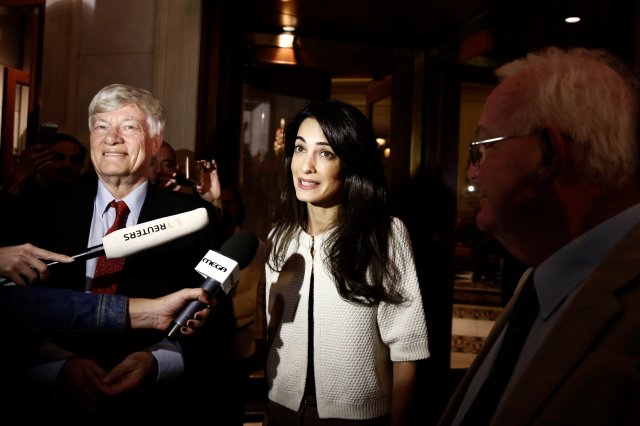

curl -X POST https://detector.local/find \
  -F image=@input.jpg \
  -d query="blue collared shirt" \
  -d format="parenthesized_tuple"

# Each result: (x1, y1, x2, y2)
(85, 180, 147, 289)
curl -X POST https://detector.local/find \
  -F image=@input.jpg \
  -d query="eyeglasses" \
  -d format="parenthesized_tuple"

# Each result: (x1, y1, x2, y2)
(468, 135, 518, 167)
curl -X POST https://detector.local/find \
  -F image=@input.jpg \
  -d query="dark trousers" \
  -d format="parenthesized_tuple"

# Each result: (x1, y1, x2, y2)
(265, 400, 390, 426)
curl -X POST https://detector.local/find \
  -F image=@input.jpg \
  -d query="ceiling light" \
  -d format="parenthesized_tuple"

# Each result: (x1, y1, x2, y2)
(277, 33, 295, 48)
(565, 16, 581, 23)
(283, 26, 295, 32)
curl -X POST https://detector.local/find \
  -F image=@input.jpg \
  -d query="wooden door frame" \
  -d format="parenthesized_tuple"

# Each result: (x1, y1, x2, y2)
(0, 0, 45, 185)
(0, 68, 30, 184)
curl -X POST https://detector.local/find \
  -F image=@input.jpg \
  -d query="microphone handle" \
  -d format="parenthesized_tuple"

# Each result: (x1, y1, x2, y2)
(1, 244, 106, 286)
(167, 276, 223, 337)
(47, 244, 105, 266)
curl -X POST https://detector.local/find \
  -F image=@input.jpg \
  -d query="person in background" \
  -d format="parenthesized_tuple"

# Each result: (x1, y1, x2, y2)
(439, 46, 640, 425)
(148, 140, 178, 188)
(153, 147, 258, 425)
(0, 243, 213, 334)
(2, 132, 87, 197)
(219, 184, 267, 426)
(264, 99, 429, 425)
(2, 83, 231, 423)
(151, 140, 225, 219)
(0, 133, 90, 246)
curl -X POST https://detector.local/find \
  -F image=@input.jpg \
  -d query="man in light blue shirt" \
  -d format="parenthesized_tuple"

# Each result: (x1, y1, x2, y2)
(440, 46, 640, 425)
(5, 84, 229, 423)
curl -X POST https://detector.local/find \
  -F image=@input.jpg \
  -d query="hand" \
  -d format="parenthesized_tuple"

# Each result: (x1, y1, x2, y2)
(164, 165, 195, 192)
(57, 356, 111, 412)
(0, 243, 74, 285)
(159, 172, 180, 191)
(102, 351, 157, 396)
(193, 159, 221, 206)
(166, 159, 223, 217)
(128, 288, 215, 333)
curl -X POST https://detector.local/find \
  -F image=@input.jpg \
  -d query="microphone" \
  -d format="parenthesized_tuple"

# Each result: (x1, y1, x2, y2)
(167, 229, 259, 337)
(52, 207, 209, 264)
(1, 208, 210, 286)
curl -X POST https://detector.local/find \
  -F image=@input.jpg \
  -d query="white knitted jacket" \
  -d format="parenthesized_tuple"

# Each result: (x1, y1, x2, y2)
(265, 217, 430, 420)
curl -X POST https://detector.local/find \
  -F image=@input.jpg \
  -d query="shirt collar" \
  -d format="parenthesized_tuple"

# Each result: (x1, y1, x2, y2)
(535, 203, 640, 319)
(95, 179, 148, 225)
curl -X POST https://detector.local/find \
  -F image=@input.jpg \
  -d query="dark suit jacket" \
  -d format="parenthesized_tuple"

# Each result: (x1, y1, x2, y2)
(5, 174, 235, 420)
(439, 223, 640, 426)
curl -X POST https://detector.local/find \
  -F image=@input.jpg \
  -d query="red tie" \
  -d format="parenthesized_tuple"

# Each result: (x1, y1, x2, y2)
(92, 200, 130, 294)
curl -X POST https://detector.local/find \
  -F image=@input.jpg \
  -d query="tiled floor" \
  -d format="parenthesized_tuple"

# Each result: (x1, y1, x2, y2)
(451, 303, 503, 369)
(451, 269, 504, 369)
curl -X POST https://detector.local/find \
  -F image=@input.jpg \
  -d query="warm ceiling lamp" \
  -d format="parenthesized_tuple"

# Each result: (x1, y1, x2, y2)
(277, 32, 295, 48)
(565, 16, 581, 23)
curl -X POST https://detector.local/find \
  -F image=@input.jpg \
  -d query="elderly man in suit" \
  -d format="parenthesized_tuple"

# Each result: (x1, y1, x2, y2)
(6, 84, 235, 423)
(439, 47, 640, 425)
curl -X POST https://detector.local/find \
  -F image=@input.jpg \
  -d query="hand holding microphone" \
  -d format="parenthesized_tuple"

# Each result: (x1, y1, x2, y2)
(0, 244, 74, 286)
(1, 208, 210, 286)
(167, 229, 259, 337)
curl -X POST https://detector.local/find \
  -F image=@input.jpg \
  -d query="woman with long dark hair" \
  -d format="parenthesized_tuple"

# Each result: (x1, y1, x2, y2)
(264, 99, 429, 425)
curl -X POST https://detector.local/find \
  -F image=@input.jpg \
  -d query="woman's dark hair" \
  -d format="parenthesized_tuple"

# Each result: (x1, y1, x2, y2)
(266, 99, 404, 305)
